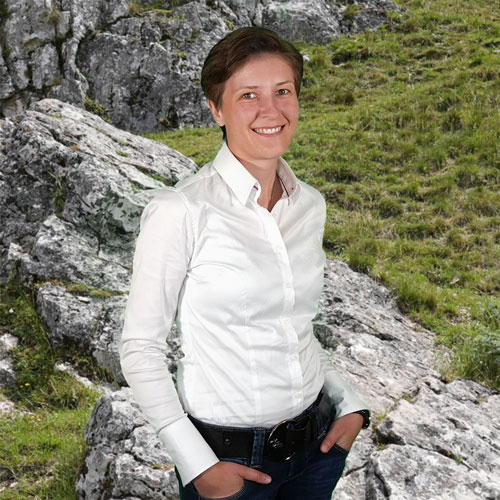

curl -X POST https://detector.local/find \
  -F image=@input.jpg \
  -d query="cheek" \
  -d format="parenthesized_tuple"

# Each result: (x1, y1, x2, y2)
(225, 108, 258, 143)
(238, 106, 260, 127)
(284, 98, 299, 119)
(287, 103, 299, 129)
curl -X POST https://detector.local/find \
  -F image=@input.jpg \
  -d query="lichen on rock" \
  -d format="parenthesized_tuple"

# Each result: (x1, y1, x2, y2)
(0, 98, 196, 382)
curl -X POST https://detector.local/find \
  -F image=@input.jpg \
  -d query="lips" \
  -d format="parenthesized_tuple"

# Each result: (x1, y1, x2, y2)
(253, 125, 284, 135)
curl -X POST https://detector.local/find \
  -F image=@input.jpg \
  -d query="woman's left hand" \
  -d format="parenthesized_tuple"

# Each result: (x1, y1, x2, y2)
(320, 412, 364, 453)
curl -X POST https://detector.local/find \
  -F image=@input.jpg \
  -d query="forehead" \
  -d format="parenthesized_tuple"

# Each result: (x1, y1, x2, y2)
(227, 54, 295, 86)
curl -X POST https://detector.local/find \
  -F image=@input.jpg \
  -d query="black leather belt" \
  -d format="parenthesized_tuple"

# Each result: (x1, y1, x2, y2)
(188, 392, 330, 462)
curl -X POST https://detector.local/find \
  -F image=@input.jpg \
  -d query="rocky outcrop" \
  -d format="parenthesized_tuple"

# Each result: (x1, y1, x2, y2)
(0, 98, 196, 380)
(76, 260, 500, 500)
(365, 378, 500, 499)
(314, 259, 436, 415)
(0, 0, 402, 132)
(75, 387, 179, 500)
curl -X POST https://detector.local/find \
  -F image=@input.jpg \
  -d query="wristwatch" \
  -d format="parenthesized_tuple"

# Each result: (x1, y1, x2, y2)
(353, 409, 371, 429)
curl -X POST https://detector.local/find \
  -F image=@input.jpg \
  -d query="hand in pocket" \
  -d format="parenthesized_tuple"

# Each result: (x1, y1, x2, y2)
(193, 461, 271, 499)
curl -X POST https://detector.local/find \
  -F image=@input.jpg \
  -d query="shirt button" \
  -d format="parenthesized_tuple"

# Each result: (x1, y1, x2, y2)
(290, 354, 298, 361)
(284, 282, 292, 289)
(294, 392, 301, 399)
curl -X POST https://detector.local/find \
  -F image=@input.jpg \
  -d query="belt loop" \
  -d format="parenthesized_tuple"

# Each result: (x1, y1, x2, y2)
(250, 428, 266, 466)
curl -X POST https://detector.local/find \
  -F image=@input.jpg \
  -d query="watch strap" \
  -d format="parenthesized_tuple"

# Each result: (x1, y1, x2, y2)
(353, 409, 371, 429)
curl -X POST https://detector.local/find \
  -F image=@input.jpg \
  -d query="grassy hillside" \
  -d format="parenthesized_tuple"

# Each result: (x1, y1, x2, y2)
(1, 0, 498, 498)
(149, 0, 500, 389)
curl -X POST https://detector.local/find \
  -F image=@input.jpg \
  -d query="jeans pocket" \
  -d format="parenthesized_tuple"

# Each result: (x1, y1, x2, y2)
(197, 479, 248, 500)
(331, 443, 349, 456)
(317, 414, 334, 442)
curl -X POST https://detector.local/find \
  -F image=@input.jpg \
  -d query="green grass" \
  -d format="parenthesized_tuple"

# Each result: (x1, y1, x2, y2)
(147, 0, 500, 388)
(0, 394, 99, 500)
(0, 281, 101, 499)
(0, 0, 9, 18)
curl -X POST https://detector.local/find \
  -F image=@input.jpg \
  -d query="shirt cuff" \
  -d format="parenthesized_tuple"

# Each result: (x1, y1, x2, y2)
(157, 415, 219, 486)
(323, 371, 370, 419)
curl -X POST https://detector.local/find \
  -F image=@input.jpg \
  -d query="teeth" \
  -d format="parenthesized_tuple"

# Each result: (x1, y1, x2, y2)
(254, 126, 282, 134)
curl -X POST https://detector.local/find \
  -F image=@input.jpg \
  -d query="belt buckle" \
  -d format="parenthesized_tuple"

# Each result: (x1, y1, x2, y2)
(267, 419, 296, 461)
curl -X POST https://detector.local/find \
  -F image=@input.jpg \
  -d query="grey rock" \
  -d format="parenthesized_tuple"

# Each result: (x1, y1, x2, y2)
(0, 395, 17, 416)
(0, 98, 196, 379)
(31, 43, 61, 90)
(1, 0, 57, 109)
(0, 392, 31, 418)
(55, 361, 114, 394)
(337, 0, 400, 35)
(0, 332, 18, 388)
(75, 4, 227, 131)
(75, 388, 178, 500)
(375, 377, 500, 478)
(36, 283, 127, 383)
(314, 259, 436, 416)
(20, 215, 131, 291)
(0, 52, 15, 99)
(0, 98, 195, 272)
(0, 332, 18, 351)
(262, 0, 343, 43)
(337, 376, 500, 499)
(1, 0, 401, 131)
(366, 444, 500, 500)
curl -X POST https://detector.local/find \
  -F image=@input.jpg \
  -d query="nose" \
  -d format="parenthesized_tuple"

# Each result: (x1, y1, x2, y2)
(258, 93, 280, 118)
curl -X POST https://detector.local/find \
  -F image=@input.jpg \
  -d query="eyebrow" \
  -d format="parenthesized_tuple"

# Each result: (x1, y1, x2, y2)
(233, 80, 294, 92)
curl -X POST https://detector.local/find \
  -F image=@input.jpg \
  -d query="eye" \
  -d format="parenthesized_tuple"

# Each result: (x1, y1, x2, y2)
(242, 92, 257, 99)
(277, 88, 291, 95)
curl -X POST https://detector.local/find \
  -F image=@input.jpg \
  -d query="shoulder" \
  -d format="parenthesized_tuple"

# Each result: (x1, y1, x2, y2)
(297, 180, 326, 211)
(144, 161, 216, 213)
(140, 187, 190, 227)
(141, 161, 218, 223)
(175, 162, 217, 197)
(144, 187, 187, 210)
(174, 161, 229, 211)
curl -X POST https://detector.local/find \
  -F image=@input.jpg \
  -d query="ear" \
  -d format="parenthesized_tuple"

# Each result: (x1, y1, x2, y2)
(208, 99, 225, 127)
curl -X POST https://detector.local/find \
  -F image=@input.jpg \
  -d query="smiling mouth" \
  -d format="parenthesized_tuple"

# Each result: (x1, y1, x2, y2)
(253, 125, 284, 135)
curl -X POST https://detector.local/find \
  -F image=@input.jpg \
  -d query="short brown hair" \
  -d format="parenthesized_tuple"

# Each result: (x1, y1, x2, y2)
(201, 27, 304, 111)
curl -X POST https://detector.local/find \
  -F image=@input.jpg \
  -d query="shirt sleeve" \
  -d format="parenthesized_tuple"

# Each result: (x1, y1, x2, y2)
(314, 337, 370, 417)
(119, 189, 219, 486)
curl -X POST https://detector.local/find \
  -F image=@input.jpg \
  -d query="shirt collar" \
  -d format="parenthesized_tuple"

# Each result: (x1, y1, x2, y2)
(276, 157, 300, 205)
(212, 141, 300, 206)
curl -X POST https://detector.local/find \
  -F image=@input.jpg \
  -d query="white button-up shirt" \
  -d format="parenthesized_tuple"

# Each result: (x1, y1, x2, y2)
(119, 142, 367, 485)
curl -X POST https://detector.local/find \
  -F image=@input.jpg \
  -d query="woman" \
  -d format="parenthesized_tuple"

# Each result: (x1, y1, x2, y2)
(120, 27, 370, 500)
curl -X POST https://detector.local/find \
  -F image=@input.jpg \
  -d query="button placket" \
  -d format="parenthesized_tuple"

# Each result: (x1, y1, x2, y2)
(254, 205, 305, 412)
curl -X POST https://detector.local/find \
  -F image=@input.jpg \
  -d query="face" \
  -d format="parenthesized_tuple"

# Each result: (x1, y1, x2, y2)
(208, 54, 299, 170)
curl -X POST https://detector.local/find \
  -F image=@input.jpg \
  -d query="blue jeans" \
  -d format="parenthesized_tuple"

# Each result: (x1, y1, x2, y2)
(177, 410, 347, 500)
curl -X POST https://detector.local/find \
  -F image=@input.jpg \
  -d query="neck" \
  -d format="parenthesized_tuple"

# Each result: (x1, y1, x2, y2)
(233, 155, 282, 211)
(259, 174, 282, 211)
